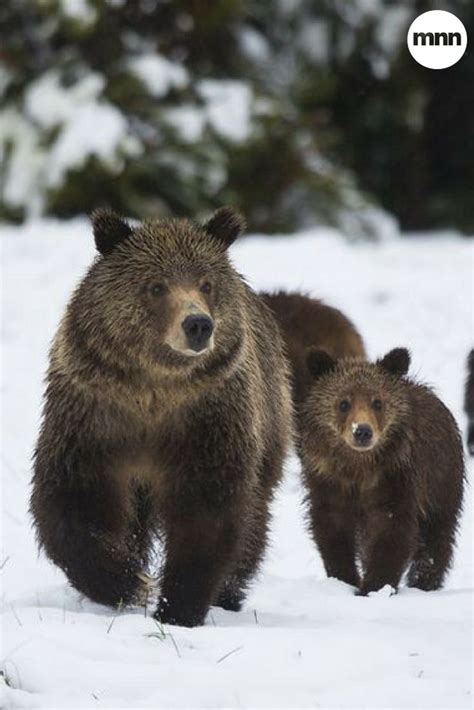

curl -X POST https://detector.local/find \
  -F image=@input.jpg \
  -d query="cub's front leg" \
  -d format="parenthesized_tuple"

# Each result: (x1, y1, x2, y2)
(358, 476, 418, 596)
(305, 474, 360, 587)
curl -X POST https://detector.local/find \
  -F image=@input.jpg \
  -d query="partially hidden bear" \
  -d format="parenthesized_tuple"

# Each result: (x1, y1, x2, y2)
(465, 349, 474, 455)
(261, 291, 366, 405)
(31, 207, 292, 627)
(299, 347, 464, 595)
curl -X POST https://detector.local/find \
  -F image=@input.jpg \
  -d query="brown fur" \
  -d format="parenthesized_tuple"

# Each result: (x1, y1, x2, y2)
(299, 349, 464, 594)
(31, 208, 292, 626)
(465, 349, 474, 455)
(261, 291, 365, 405)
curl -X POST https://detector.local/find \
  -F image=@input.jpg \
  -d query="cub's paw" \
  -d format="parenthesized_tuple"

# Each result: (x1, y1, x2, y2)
(154, 596, 205, 628)
(214, 590, 244, 612)
(214, 575, 245, 612)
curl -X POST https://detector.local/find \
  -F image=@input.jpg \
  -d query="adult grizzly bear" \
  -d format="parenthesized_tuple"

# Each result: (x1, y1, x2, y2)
(31, 207, 292, 627)
(299, 348, 464, 595)
(261, 291, 365, 405)
(465, 349, 474, 455)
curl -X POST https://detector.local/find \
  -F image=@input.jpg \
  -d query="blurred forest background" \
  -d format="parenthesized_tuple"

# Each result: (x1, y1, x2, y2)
(1, 0, 473, 237)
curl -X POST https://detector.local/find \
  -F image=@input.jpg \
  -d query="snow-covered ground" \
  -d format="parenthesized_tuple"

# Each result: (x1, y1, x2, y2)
(1, 219, 473, 709)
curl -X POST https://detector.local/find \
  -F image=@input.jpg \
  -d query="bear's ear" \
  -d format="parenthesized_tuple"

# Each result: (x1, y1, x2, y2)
(306, 348, 337, 380)
(204, 207, 245, 249)
(377, 348, 410, 378)
(91, 208, 132, 255)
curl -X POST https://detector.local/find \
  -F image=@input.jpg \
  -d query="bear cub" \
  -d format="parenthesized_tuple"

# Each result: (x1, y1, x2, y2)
(31, 207, 292, 626)
(261, 291, 366, 406)
(299, 347, 464, 595)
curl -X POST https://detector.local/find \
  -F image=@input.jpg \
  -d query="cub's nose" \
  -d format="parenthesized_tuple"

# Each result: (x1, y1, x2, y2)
(182, 314, 214, 352)
(353, 424, 373, 447)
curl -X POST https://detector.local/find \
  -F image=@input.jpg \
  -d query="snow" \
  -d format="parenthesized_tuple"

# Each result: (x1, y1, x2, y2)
(46, 103, 138, 188)
(25, 72, 105, 130)
(128, 54, 188, 98)
(239, 27, 271, 63)
(25, 71, 140, 188)
(59, 0, 97, 25)
(7, 72, 141, 206)
(198, 81, 253, 143)
(299, 20, 330, 64)
(162, 80, 255, 144)
(0, 110, 44, 214)
(376, 7, 412, 57)
(1, 220, 473, 709)
(162, 105, 206, 143)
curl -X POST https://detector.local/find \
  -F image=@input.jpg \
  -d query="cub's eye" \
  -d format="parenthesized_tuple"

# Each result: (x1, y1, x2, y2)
(200, 281, 212, 295)
(339, 399, 351, 413)
(372, 398, 383, 411)
(149, 283, 166, 297)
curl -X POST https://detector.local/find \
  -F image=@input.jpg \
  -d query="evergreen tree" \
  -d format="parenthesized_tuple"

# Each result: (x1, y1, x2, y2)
(0, 0, 472, 234)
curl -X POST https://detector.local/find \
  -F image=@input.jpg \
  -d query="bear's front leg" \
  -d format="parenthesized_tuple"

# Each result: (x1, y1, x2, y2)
(155, 511, 240, 627)
(31, 450, 151, 607)
(306, 476, 360, 587)
(359, 487, 418, 596)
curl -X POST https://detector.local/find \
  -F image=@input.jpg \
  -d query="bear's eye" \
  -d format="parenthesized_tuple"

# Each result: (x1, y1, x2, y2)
(200, 281, 212, 295)
(339, 399, 351, 413)
(149, 283, 166, 297)
(372, 398, 383, 411)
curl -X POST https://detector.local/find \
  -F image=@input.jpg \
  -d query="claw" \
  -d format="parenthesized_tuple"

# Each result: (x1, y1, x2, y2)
(135, 571, 158, 607)
(137, 571, 158, 586)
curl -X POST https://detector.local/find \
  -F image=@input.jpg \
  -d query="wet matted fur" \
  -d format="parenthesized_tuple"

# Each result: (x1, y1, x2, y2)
(31, 207, 292, 627)
(299, 348, 464, 595)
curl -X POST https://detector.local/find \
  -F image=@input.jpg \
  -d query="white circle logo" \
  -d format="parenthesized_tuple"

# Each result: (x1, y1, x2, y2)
(407, 10, 467, 69)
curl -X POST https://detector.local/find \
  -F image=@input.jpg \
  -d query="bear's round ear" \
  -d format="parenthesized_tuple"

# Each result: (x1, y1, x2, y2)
(306, 348, 337, 380)
(91, 208, 132, 255)
(204, 207, 245, 249)
(377, 348, 410, 378)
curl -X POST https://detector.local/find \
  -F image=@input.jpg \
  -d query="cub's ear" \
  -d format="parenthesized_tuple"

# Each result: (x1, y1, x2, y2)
(377, 348, 410, 377)
(204, 207, 245, 249)
(306, 348, 337, 380)
(91, 208, 132, 255)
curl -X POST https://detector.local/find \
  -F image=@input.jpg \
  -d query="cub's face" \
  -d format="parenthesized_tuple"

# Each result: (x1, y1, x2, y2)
(77, 207, 246, 374)
(333, 387, 387, 452)
(305, 348, 411, 455)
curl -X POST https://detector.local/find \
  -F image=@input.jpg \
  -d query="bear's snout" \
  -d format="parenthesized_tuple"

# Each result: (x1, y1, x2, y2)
(182, 314, 214, 352)
(352, 423, 373, 448)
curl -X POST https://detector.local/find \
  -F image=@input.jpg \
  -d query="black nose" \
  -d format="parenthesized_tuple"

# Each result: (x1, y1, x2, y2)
(353, 424, 373, 447)
(182, 314, 214, 352)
